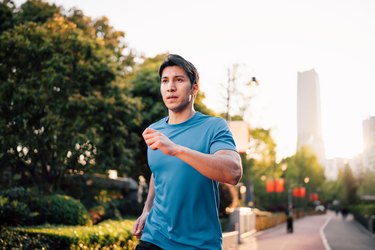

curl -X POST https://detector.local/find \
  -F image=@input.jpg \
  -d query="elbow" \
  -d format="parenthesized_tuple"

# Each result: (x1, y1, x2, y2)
(228, 164, 242, 185)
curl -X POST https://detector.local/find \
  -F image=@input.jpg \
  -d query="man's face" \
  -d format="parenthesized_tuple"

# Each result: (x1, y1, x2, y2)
(160, 65, 198, 113)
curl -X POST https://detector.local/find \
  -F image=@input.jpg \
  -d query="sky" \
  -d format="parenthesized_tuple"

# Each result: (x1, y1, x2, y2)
(14, 0, 375, 161)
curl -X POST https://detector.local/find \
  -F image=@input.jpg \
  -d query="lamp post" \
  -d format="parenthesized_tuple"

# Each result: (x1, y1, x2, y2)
(280, 163, 294, 233)
(304, 176, 310, 213)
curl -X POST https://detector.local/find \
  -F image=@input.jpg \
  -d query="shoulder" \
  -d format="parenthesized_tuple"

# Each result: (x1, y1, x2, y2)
(149, 116, 168, 130)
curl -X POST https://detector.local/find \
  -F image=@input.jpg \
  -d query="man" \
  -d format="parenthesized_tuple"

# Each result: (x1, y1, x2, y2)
(133, 54, 242, 249)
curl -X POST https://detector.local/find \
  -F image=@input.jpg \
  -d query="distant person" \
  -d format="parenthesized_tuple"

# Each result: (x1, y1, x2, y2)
(132, 54, 242, 249)
(341, 207, 349, 219)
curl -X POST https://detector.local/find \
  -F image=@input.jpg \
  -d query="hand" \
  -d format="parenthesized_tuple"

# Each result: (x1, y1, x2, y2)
(142, 128, 180, 156)
(132, 211, 149, 239)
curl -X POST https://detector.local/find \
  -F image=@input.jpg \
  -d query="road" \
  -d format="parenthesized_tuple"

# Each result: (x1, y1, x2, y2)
(239, 211, 375, 250)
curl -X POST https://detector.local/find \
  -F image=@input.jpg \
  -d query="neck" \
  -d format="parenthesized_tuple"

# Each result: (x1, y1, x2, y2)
(168, 108, 196, 124)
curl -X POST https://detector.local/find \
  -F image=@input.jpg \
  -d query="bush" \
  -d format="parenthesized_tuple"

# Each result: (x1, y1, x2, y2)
(0, 219, 138, 249)
(0, 186, 30, 201)
(350, 203, 375, 217)
(0, 196, 34, 225)
(33, 194, 91, 226)
(0, 187, 37, 225)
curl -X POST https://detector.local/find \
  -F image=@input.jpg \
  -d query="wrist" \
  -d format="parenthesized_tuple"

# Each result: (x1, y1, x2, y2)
(173, 145, 186, 157)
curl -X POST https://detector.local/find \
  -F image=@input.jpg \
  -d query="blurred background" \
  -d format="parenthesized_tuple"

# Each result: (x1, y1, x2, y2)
(1, 0, 374, 249)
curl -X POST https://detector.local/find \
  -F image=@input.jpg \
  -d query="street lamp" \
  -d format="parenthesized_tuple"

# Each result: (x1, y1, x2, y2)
(304, 177, 310, 184)
(247, 77, 259, 87)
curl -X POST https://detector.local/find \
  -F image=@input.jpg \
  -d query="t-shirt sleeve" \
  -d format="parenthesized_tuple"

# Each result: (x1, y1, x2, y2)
(209, 118, 237, 154)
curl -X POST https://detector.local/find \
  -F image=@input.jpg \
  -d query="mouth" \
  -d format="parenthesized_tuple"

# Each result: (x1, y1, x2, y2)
(166, 96, 178, 100)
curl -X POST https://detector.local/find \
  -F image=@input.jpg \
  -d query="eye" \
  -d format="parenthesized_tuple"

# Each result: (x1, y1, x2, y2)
(161, 79, 168, 84)
(177, 78, 184, 82)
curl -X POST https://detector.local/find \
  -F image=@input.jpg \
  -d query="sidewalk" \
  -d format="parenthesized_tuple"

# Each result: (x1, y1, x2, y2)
(238, 211, 375, 250)
(323, 212, 375, 250)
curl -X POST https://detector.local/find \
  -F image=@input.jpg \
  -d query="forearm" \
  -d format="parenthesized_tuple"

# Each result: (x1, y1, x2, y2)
(174, 147, 242, 185)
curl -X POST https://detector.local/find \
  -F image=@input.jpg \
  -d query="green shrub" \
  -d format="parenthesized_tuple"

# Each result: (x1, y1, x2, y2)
(0, 226, 71, 249)
(0, 196, 34, 226)
(0, 219, 138, 249)
(33, 194, 91, 226)
(350, 203, 375, 217)
(0, 186, 30, 201)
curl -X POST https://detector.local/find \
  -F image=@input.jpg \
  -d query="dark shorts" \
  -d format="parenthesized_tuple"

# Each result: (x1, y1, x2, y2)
(135, 240, 163, 250)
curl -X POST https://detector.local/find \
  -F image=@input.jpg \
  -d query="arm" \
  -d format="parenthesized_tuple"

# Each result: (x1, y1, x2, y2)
(132, 174, 155, 238)
(174, 147, 242, 185)
(143, 128, 242, 185)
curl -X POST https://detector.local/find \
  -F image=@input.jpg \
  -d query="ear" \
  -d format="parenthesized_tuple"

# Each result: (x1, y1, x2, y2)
(192, 83, 199, 96)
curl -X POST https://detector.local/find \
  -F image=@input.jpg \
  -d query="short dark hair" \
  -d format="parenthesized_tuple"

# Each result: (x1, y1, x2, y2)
(158, 54, 199, 86)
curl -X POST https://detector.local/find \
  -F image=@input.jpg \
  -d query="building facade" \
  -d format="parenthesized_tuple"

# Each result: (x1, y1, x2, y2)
(297, 69, 326, 165)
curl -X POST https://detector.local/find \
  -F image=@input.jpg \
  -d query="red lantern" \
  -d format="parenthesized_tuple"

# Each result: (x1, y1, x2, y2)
(293, 187, 299, 197)
(299, 187, 306, 197)
(266, 179, 275, 192)
(293, 187, 306, 197)
(275, 179, 284, 193)
(309, 193, 318, 201)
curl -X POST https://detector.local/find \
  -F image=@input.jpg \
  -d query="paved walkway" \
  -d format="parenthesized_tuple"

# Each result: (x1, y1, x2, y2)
(324, 212, 375, 250)
(239, 211, 375, 250)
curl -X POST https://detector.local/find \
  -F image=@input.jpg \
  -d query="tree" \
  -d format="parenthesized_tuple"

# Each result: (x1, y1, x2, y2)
(0, 0, 140, 191)
(0, 0, 16, 33)
(336, 164, 358, 206)
(240, 128, 278, 210)
(13, 0, 60, 24)
(280, 146, 326, 211)
(357, 170, 375, 198)
(284, 146, 325, 191)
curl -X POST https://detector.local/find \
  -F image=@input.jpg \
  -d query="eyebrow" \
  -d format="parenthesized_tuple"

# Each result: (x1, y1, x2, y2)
(161, 74, 186, 79)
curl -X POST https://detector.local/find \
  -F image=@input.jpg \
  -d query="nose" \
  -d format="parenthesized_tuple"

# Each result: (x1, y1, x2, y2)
(166, 80, 176, 92)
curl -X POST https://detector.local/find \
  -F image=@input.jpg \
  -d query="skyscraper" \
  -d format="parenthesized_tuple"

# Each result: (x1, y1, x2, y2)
(297, 69, 326, 164)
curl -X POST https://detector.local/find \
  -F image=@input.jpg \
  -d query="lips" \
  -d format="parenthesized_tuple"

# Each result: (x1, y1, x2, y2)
(166, 95, 178, 100)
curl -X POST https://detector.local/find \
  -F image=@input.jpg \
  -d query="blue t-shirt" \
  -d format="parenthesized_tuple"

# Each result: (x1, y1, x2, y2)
(141, 112, 237, 250)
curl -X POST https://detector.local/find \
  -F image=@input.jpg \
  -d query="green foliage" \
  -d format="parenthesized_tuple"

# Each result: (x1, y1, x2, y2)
(357, 170, 375, 198)
(0, 196, 33, 225)
(336, 164, 358, 206)
(0, 187, 91, 226)
(14, 0, 60, 24)
(284, 146, 325, 190)
(240, 128, 278, 210)
(0, 0, 16, 33)
(0, 186, 30, 200)
(129, 54, 168, 129)
(0, 219, 138, 249)
(1, 1, 217, 197)
(242, 128, 277, 181)
(0, 187, 35, 225)
(0, 0, 141, 190)
(89, 190, 123, 223)
(320, 180, 340, 204)
(33, 194, 91, 226)
(350, 203, 375, 217)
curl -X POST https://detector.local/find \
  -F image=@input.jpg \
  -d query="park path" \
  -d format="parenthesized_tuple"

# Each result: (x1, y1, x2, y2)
(238, 211, 375, 250)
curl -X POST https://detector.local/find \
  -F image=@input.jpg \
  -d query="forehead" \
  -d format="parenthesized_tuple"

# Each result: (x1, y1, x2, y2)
(161, 65, 188, 78)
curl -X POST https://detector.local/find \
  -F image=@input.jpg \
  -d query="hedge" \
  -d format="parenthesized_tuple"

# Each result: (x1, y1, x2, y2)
(0, 189, 91, 226)
(0, 219, 138, 249)
(350, 203, 375, 217)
